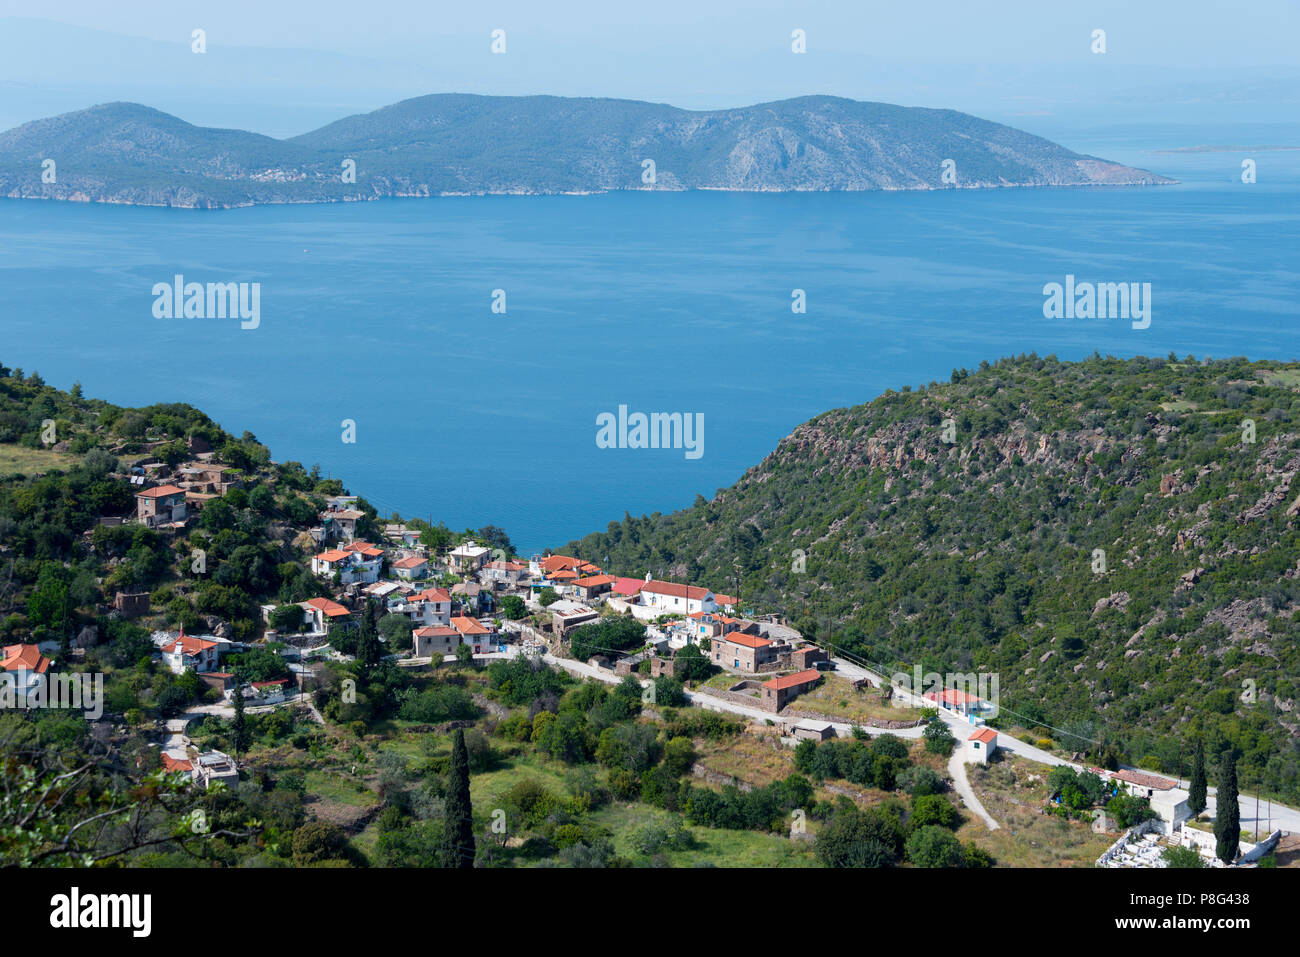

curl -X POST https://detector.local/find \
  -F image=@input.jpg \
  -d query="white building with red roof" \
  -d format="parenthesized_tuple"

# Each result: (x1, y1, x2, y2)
(412, 624, 463, 658)
(390, 587, 451, 627)
(391, 554, 429, 580)
(640, 579, 717, 616)
(451, 616, 497, 654)
(2, 643, 51, 695)
(611, 577, 646, 599)
(298, 597, 353, 633)
(966, 727, 999, 764)
(160, 629, 221, 674)
(311, 542, 382, 584)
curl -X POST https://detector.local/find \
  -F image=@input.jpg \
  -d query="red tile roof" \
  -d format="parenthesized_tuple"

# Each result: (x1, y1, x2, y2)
(718, 632, 771, 649)
(968, 728, 998, 744)
(574, 574, 617, 588)
(1111, 769, 1176, 791)
(137, 484, 185, 498)
(762, 669, 822, 691)
(642, 580, 713, 601)
(714, 594, 738, 606)
(923, 688, 984, 707)
(413, 625, 459, 638)
(612, 577, 645, 595)
(302, 597, 350, 617)
(408, 588, 451, 604)
(2, 643, 50, 674)
(451, 616, 491, 636)
(315, 549, 349, 563)
(162, 632, 218, 656)
(392, 556, 427, 569)
(161, 754, 192, 773)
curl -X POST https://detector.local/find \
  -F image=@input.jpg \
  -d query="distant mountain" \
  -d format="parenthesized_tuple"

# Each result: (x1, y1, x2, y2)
(0, 94, 1173, 208)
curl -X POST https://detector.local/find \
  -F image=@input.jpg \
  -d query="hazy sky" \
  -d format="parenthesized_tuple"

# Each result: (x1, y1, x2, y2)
(1, 1, 1297, 136)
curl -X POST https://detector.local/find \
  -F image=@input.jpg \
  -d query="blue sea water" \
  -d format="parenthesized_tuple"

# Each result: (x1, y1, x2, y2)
(1, 129, 1297, 553)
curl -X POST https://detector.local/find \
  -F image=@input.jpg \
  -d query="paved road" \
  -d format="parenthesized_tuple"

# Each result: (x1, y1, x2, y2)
(948, 750, 1000, 830)
(480, 648, 1300, 836)
(829, 654, 1299, 837)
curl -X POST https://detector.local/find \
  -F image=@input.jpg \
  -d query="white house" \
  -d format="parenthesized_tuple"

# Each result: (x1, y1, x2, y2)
(160, 631, 221, 675)
(966, 727, 998, 764)
(451, 615, 497, 654)
(448, 541, 491, 573)
(383, 524, 422, 548)
(1, 643, 51, 696)
(389, 587, 452, 627)
(311, 544, 382, 585)
(391, 555, 429, 580)
(298, 597, 353, 634)
(412, 625, 463, 658)
(640, 578, 717, 616)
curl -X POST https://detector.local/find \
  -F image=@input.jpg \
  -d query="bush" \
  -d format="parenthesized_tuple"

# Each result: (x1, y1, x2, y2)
(909, 794, 960, 831)
(291, 822, 354, 867)
(905, 825, 965, 868)
(1161, 845, 1204, 868)
(608, 769, 641, 800)
(397, 683, 478, 723)
(814, 804, 904, 868)
(923, 718, 956, 756)
(899, 766, 946, 796)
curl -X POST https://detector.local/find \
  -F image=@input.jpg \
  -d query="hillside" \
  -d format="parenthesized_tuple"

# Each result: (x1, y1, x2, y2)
(567, 354, 1300, 803)
(0, 95, 1172, 208)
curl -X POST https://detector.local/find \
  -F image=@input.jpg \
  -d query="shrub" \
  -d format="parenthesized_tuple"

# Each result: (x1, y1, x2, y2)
(905, 825, 964, 868)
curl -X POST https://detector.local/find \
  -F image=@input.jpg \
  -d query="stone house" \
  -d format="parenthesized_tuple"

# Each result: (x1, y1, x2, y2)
(760, 669, 822, 713)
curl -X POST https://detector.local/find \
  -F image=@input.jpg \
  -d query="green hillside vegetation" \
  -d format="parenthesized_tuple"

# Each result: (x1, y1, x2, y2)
(568, 353, 1300, 804)
(2, 354, 1292, 866)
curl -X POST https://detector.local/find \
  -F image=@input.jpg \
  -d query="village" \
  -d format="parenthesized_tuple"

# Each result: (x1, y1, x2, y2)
(3, 456, 1292, 869)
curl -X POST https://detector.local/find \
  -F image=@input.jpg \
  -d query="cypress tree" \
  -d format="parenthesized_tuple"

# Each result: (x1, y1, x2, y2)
(1187, 740, 1207, 816)
(1213, 750, 1239, 864)
(232, 687, 251, 756)
(440, 728, 475, 868)
(356, 600, 381, 670)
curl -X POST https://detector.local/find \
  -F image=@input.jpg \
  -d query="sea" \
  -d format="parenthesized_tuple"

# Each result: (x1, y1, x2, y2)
(2, 123, 1297, 553)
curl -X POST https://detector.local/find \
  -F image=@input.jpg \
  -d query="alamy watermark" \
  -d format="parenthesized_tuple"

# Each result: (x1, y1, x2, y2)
(1042, 274, 1150, 329)
(152, 275, 260, 329)
(1, 671, 103, 719)
(889, 665, 999, 716)
(595, 405, 703, 460)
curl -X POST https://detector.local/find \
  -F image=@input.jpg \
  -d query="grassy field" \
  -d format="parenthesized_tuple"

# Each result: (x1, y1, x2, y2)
(1261, 369, 1300, 390)
(588, 802, 818, 867)
(960, 756, 1114, 867)
(303, 767, 377, 807)
(694, 729, 795, 788)
(790, 675, 908, 725)
(0, 443, 85, 477)
(468, 749, 576, 812)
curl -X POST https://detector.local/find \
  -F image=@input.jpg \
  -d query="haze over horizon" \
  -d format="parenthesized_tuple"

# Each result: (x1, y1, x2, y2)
(1, 1, 1297, 141)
